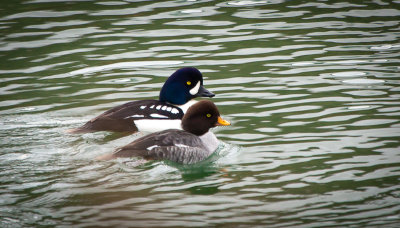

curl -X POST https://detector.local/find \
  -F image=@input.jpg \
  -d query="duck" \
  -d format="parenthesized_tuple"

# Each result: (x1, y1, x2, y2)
(97, 100, 231, 164)
(67, 67, 215, 134)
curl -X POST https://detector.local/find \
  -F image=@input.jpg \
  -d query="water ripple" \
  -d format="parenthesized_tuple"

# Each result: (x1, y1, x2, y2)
(1, 0, 400, 227)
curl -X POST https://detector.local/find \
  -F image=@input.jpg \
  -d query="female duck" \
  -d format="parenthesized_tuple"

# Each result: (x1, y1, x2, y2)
(67, 67, 214, 134)
(97, 100, 230, 164)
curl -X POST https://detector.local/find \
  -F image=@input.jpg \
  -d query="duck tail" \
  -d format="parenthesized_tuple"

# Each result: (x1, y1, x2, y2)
(95, 153, 116, 160)
(65, 127, 96, 134)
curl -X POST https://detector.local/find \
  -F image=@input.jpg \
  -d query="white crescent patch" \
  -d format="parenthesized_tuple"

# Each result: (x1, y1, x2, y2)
(189, 81, 201, 95)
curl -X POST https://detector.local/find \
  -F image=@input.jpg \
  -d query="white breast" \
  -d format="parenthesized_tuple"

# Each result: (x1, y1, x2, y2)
(199, 131, 220, 153)
(177, 100, 198, 114)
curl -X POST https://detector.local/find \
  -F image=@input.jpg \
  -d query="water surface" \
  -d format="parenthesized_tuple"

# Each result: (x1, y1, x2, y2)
(1, 0, 400, 227)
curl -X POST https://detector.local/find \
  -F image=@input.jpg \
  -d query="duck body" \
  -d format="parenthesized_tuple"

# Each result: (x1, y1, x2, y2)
(68, 100, 185, 134)
(67, 67, 214, 134)
(105, 129, 215, 164)
(97, 100, 231, 164)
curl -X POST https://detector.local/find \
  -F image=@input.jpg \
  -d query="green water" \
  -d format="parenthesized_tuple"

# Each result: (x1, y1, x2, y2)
(1, 0, 400, 227)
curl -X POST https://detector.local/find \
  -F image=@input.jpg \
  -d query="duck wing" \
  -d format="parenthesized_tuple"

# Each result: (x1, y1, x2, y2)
(67, 100, 184, 134)
(110, 129, 210, 164)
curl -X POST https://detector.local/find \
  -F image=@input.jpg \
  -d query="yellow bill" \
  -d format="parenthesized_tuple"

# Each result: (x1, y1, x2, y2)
(216, 116, 231, 126)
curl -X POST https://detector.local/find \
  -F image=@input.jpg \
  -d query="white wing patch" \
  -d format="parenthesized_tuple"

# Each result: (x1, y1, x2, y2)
(171, 108, 179, 114)
(175, 144, 190, 148)
(140, 105, 146, 109)
(147, 145, 159, 150)
(126, 114, 145, 119)
(150, 113, 168, 118)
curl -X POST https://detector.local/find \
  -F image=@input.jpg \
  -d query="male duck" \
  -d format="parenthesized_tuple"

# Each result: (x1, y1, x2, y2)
(97, 100, 231, 164)
(67, 67, 214, 134)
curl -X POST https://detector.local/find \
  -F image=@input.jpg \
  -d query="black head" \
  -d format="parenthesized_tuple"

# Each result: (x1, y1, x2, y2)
(159, 67, 215, 105)
(181, 100, 230, 136)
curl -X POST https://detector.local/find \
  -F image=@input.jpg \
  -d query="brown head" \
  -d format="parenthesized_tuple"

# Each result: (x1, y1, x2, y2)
(181, 100, 230, 136)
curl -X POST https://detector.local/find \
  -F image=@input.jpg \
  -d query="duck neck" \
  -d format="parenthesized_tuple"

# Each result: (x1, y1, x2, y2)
(159, 83, 188, 105)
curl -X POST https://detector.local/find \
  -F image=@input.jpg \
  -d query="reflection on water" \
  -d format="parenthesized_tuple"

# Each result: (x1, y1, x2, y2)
(1, 0, 400, 227)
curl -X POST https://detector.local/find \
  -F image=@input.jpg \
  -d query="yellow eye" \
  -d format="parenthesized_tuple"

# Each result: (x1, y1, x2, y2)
(206, 113, 211, 118)
(187, 81, 191, 85)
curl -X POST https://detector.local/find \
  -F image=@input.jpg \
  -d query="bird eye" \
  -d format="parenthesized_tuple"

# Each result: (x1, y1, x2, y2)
(186, 81, 191, 85)
(206, 113, 211, 118)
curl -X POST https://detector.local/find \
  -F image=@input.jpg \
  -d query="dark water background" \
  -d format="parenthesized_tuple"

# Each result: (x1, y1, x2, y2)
(1, 0, 400, 227)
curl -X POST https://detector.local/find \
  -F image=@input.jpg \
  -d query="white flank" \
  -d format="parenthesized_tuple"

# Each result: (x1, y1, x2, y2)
(150, 113, 168, 118)
(147, 145, 159, 150)
(189, 81, 201, 95)
(135, 119, 182, 133)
